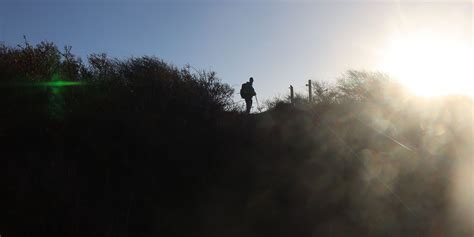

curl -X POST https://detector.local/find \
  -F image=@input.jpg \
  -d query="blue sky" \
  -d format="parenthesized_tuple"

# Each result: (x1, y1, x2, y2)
(1, 0, 472, 101)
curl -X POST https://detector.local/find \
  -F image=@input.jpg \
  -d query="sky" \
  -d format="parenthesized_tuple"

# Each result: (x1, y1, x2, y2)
(0, 0, 472, 101)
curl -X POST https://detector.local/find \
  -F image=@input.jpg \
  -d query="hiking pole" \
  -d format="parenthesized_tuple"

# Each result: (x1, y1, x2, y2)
(255, 95, 262, 112)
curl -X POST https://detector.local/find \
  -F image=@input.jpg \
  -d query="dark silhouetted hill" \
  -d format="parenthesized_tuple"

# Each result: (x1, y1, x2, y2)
(1, 41, 472, 237)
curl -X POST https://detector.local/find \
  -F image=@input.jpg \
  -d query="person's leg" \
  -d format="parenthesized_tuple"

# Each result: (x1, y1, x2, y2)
(245, 98, 252, 114)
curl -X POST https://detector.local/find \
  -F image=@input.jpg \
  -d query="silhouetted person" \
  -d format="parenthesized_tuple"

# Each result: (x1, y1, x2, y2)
(240, 77, 256, 114)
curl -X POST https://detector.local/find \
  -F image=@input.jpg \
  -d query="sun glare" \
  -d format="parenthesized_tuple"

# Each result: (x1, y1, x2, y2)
(380, 35, 473, 97)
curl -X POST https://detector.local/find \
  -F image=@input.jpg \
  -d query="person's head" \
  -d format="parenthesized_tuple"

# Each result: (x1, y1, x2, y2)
(249, 77, 254, 83)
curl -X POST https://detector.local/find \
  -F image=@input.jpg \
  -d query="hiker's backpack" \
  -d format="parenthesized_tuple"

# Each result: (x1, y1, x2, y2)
(240, 82, 251, 99)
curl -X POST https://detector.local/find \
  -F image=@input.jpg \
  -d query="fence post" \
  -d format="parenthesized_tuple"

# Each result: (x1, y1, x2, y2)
(306, 79, 312, 102)
(289, 85, 294, 104)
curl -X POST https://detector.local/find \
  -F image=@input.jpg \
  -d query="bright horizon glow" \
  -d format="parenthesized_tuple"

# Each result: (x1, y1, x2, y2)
(380, 34, 473, 97)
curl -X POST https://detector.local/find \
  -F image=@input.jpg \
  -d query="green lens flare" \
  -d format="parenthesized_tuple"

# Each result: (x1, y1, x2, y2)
(4, 81, 86, 88)
(38, 81, 84, 87)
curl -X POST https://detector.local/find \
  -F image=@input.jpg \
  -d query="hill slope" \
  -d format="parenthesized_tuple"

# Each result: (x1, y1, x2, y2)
(1, 41, 473, 237)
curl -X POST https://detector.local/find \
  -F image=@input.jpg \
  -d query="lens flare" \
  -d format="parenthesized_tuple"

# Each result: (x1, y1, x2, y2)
(380, 34, 473, 97)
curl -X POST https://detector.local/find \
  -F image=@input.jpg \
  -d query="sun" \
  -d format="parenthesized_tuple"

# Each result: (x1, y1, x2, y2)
(380, 34, 473, 97)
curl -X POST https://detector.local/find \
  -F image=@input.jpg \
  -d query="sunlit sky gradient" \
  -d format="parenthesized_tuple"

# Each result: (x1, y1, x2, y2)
(0, 0, 472, 101)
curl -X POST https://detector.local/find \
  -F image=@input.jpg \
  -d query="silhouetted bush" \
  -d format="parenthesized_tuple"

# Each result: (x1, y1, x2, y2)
(0, 40, 234, 120)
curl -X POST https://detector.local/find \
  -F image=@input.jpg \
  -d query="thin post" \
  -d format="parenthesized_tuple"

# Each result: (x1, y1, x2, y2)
(289, 85, 294, 104)
(306, 79, 312, 102)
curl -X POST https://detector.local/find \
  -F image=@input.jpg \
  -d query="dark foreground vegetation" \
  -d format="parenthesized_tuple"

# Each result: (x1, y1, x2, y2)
(1, 41, 472, 237)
